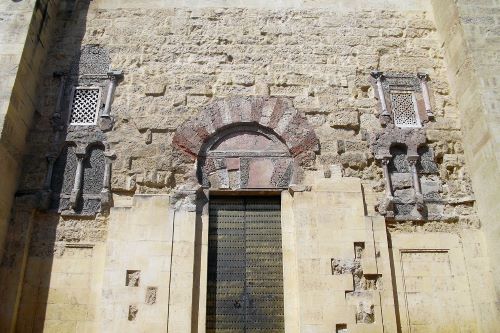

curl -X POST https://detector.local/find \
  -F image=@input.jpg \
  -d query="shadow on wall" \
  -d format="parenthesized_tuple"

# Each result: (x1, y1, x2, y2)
(0, 1, 93, 331)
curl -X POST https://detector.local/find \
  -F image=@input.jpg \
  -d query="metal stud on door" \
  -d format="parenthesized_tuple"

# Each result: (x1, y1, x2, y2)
(207, 197, 284, 333)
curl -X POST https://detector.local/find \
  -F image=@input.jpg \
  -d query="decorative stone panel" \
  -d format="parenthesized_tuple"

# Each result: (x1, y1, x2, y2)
(371, 72, 433, 128)
(44, 45, 120, 215)
(50, 143, 107, 216)
(371, 126, 444, 220)
(174, 97, 319, 189)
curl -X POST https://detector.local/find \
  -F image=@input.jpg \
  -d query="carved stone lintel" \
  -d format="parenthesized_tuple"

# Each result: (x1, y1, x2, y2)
(417, 72, 433, 118)
(371, 71, 389, 116)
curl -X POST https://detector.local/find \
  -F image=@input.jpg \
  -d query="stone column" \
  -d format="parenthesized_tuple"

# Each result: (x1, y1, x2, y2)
(43, 155, 56, 190)
(377, 155, 395, 217)
(417, 72, 433, 118)
(53, 71, 66, 118)
(101, 151, 115, 210)
(407, 155, 422, 196)
(371, 71, 389, 116)
(39, 154, 57, 209)
(102, 70, 123, 118)
(70, 149, 86, 209)
(51, 72, 66, 141)
(381, 156, 393, 200)
(408, 155, 424, 213)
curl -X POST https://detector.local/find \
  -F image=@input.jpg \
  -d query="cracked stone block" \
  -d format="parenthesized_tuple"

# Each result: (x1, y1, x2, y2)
(126, 270, 140, 287)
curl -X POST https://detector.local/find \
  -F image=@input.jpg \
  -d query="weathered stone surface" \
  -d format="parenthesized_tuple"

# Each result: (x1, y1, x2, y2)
(0, 2, 498, 333)
(328, 109, 360, 129)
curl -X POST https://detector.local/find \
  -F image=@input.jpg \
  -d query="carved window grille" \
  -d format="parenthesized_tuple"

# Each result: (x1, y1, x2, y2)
(69, 87, 101, 125)
(390, 92, 420, 128)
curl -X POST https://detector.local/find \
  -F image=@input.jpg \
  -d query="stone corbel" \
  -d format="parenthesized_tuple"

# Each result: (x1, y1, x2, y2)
(407, 154, 424, 211)
(101, 151, 116, 211)
(70, 148, 87, 210)
(370, 71, 390, 118)
(417, 73, 433, 118)
(101, 69, 123, 118)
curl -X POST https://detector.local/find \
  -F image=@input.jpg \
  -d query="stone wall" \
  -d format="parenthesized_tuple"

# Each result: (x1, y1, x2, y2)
(0, 0, 59, 261)
(1, 0, 499, 331)
(431, 0, 500, 300)
(19, 3, 475, 220)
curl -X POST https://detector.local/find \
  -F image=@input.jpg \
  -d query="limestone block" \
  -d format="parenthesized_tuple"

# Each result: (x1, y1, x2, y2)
(331, 274, 355, 291)
(329, 109, 360, 129)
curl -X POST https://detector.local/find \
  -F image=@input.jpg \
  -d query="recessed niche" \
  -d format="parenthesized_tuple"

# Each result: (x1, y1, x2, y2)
(145, 286, 158, 305)
(126, 270, 140, 287)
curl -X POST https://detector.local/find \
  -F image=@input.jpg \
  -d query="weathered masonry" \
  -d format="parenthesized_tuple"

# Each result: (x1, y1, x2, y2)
(0, 0, 499, 332)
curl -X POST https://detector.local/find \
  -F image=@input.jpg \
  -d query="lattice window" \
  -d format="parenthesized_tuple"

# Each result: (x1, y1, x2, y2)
(69, 87, 100, 125)
(390, 92, 420, 128)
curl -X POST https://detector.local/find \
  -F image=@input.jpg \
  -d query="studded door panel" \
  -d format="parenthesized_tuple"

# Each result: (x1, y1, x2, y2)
(207, 197, 284, 333)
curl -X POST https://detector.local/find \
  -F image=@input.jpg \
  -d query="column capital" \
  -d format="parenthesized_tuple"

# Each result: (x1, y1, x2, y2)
(417, 72, 429, 81)
(107, 69, 123, 81)
(370, 71, 384, 80)
(376, 154, 392, 163)
(407, 154, 419, 165)
(46, 154, 57, 162)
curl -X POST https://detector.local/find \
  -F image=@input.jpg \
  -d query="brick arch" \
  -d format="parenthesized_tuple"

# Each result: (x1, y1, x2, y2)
(172, 96, 319, 162)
